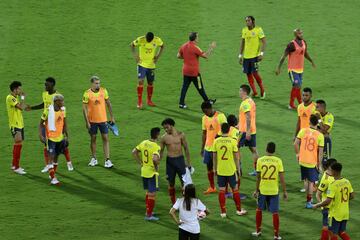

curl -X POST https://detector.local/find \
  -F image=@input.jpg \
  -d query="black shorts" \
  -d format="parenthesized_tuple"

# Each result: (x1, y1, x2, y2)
(89, 122, 108, 135)
(10, 127, 24, 140)
(243, 57, 259, 74)
(47, 139, 67, 156)
(166, 156, 186, 186)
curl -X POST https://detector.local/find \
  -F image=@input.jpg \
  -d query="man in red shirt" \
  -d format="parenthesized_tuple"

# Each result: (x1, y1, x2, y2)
(177, 32, 216, 109)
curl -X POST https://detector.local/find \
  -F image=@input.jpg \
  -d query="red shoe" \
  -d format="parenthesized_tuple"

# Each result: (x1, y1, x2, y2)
(147, 100, 156, 107)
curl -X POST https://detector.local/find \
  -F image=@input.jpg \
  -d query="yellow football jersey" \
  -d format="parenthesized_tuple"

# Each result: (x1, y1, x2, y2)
(136, 140, 161, 178)
(256, 155, 284, 195)
(327, 178, 353, 221)
(242, 26, 265, 59)
(132, 36, 163, 69)
(6, 94, 24, 129)
(321, 112, 334, 134)
(318, 172, 335, 206)
(42, 91, 60, 111)
(214, 136, 238, 176)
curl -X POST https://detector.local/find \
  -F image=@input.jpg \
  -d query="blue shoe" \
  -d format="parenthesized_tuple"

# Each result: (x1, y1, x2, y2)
(107, 121, 119, 136)
(225, 192, 233, 198)
(248, 170, 257, 176)
(144, 215, 159, 221)
(305, 202, 313, 209)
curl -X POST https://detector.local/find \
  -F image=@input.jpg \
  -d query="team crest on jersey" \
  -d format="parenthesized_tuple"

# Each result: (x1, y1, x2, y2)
(302, 113, 307, 117)
(57, 116, 62, 122)
(209, 124, 214, 130)
(95, 100, 100, 105)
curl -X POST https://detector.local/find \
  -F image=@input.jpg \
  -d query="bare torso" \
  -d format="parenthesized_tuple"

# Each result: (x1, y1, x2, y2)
(162, 131, 184, 158)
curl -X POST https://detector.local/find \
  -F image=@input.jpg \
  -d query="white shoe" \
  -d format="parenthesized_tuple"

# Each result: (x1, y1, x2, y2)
(104, 159, 114, 168)
(251, 231, 262, 237)
(41, 165, 50, 173)
(236, 209, 247, 216)
(88, 158, 98, 167)
(220, 213, 227, 218)
(50, 178, 60, 185)
(274, 236, 282, 240)
(14, 168, 26, 175)
(67, 162, 74, 171)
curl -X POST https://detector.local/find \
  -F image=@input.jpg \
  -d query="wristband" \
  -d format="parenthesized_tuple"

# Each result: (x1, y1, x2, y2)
(21, 96, 25, 100)
(260, 52, 264, 56)
(318, 119, 322, 123)
(238, 54, 242, 59)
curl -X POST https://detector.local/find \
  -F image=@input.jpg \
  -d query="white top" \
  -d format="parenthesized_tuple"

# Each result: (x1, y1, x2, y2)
(172, 198, 206, 234)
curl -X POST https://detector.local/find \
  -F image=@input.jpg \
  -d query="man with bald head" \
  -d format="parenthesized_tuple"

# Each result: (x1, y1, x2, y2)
(275, 29, 316, 109)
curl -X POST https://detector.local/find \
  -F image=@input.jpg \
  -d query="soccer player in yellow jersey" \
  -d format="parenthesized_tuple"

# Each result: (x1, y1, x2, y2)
(6, 81, 28, 175)
(213, 123, 247, 218)
(316, 99, 335, 165)
(239, 16, 266, 99)
(252, 142, 287, 239)
(132, 127, 161, 221)
(83, 76, 115, 168)
(201, 101, 227, 194)
(238, 84, 258, 176)
(314, 163, 354, 240)
(39, 95, 68, 185)
(131, 32, 164, 109)
(316, 158, 337, 240)
(27, 77, 73, 172)
(294, 114, 324, 208)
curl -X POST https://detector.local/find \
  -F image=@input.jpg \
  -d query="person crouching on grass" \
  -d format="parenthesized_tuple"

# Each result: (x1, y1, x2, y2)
(170, 184, 209, 240)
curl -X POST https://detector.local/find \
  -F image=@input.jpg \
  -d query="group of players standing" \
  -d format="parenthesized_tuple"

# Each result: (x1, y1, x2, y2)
(6, 15, 354, 240)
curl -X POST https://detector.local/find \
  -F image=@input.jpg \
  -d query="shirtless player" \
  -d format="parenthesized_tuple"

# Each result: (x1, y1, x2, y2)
(160, 118, 192, 204)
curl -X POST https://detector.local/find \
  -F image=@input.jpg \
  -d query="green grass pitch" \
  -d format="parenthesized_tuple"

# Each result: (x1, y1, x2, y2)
(0, 0, 359, 239)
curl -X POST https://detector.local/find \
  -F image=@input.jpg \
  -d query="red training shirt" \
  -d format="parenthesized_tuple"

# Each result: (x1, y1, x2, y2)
(178, 41, 206, 77)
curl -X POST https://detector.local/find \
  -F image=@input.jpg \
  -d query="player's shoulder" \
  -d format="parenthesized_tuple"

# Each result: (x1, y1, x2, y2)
(136, 36, 146, 42)
(6, 94, 15, 100)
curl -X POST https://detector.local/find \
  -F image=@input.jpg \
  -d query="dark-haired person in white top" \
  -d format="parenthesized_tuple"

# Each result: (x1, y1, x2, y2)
(170, 184, 209, 240)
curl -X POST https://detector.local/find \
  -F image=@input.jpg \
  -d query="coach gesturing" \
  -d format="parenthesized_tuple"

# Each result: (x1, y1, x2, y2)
(177, 32, 216, 109)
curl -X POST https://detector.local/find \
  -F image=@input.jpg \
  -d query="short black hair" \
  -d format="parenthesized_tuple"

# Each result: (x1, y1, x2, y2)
(331, 162, 342, 174)
(221, 123, 230, 134)
(240, 84, 251, 95)
(316, 99, 326, 107)
(227, 114, 238, 127)
(161, 118, 175, 126)
(266, 142, 276, 154)
(189, 32, 198, 41)
(310, 114, 318, 126)
(46, 77, 56, 86)
(10, 81, 22, 91)
(146, 32, 154, 42)
(90, 76, 100, 83)
(323, 158, 337, 170)
(303, 87, 312, 94)
(201, 101, 212, 110)
(245, 16, 255, 22)
(150, 127, 160, 139)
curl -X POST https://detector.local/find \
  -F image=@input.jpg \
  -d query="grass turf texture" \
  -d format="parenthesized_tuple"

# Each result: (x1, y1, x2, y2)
(0, 0, 359, 239)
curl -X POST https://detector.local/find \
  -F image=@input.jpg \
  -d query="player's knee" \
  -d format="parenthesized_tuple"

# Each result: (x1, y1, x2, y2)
(138, 79, 144, 85)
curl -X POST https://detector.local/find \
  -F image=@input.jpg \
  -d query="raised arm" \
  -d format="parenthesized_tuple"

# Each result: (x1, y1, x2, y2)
(202, 42, 216, 58)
